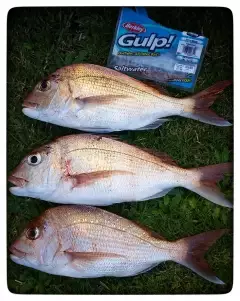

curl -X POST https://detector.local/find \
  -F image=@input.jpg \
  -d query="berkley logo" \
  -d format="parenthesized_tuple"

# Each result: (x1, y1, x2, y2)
(122, 22, 146, 33)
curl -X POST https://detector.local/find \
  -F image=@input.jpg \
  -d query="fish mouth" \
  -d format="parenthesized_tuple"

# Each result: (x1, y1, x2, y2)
(9, 245, 26, 259)
(22, 100, 39, 109)
(8, 175, 28, 187)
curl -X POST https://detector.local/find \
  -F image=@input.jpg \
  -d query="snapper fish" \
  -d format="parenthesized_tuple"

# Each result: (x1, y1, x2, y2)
(8, 134, 233, 208)
(9, 205, 229, 283)
(22, 63, 232, 132)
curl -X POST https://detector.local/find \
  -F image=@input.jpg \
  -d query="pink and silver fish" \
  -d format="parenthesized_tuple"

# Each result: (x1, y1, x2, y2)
(9, 205, 229, 283)
(8, 134, 233, 208)
(22, 64, 232, 132)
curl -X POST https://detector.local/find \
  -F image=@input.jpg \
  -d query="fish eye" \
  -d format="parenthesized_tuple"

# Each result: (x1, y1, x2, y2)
(26, 227, 40, 240)
(38, 80, 51, 92)
(27, 153, 42, 166)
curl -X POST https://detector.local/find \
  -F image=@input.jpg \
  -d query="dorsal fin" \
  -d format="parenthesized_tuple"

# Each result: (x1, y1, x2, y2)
(142, 80, 170, 96)
(142, 147, 178, 166)
(98, 136, 177, 168)
(94, 134, 122, 141)
(131, 220, 167, 240)
(151, 231, 167, 240)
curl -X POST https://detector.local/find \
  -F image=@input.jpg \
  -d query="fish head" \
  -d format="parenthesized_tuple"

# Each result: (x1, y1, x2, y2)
(8, 143, 62, 198)
(9, 211, 59, 269)
(22, 72, 70, 120)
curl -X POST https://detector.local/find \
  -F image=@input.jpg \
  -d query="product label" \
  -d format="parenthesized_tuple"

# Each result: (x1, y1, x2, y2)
(107, 8, 208, 92)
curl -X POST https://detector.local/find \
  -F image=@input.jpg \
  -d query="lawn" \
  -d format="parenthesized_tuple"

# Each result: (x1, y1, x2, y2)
(7, 7, 233, 294)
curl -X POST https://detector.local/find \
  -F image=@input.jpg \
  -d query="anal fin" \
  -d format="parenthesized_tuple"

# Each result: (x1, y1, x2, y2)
(128, 263, 160, 276)
(141, 188, 173, 201)
(137, 118, 170, 130)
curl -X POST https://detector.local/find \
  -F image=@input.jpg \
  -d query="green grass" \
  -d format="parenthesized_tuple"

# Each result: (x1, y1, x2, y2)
(7, 7, 233, 294)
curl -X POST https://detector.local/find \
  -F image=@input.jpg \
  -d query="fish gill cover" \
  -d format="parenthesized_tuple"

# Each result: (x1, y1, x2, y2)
(107, 7, 208, 92)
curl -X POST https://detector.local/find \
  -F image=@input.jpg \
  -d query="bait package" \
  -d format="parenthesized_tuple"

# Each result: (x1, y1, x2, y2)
(107, 8, 208, 92)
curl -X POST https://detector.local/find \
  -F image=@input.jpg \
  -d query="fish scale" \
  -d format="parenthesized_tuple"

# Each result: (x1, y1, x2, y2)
(58, 64, 163, 97)
(66, 148, 163, 174)
(75, 77, 160, 98)
(51, 206, 163, 261)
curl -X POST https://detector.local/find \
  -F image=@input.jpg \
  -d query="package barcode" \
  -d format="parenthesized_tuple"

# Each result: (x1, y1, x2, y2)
(174, 63, 197, 74)
(182, 45, 196, 56)
(177, 40, 203, 58)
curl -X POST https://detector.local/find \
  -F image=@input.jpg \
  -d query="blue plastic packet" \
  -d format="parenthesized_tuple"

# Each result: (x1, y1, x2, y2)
(107, 8, 208, 92)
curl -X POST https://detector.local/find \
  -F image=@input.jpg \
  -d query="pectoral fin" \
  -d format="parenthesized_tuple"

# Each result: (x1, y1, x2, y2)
(67, 170, 134, 188)
(75, 95, 132, 107)
(65, 251, 125, 261)
(65, 251, 125, 271)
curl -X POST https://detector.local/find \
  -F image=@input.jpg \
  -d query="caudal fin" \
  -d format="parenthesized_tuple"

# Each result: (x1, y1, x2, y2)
(185, 162, 233, 208)
(173, 229, 229, 284)
(181, 80, 232, 126)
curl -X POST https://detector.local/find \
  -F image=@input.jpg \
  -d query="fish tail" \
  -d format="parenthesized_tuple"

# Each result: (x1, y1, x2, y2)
(172, 229, 229, 284)
(184, 162, 233, 208)
(181, 80, 232, 126)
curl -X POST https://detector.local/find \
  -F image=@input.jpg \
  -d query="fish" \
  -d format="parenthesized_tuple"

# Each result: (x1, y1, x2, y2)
(8, 134, 233, 208)
(9, 205, 229, 283)
(22, 63, 232, 132)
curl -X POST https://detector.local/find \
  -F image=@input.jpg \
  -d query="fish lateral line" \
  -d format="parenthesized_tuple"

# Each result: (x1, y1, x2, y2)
(55, 221, 171, 251)
(64, 147, 179, 171)
(67, 74, 179, 104)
